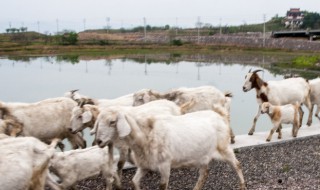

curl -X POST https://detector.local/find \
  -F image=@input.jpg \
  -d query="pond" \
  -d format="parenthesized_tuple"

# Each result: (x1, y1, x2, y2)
(0, 53, 317, 147)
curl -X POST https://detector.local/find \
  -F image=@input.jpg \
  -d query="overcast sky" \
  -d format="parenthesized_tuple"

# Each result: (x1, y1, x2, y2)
(1, 0, 319, 33)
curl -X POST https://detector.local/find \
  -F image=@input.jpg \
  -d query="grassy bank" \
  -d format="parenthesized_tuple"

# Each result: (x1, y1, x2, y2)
(1, 30, 318, 57)
(0, 42, 314, 57)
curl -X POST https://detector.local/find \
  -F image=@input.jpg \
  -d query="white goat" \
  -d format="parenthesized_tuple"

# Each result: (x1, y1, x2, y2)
(70, 99, 182, 177)
(242, 69, 312, 135)
(47, 145, 121, 190)
(132, 86, 235, 143)
(133, 86, 232, 112)
(69, 99, 183, 135)
(260, 102, 302, 141)
(69, 104, 127, 178)
(0, 97, 86, 150)
(309, 78, 320, 122)
(95, 110, 246, 190)
(0, 136, 59, 190)
(65, 89, 133, 107)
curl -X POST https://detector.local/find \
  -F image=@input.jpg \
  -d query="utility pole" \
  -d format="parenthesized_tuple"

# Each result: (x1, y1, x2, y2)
(263, 14, 266, 47)
(83, 18, 86, 31)
(219, 18, 222, 35)
(143, 17, 147, 42)
(197, 16, 201, 44)
(175, 17, 178, 35)
(56, 19, 59, 34)
(37, 21, 40, 34)
(106, 17, 110, 33)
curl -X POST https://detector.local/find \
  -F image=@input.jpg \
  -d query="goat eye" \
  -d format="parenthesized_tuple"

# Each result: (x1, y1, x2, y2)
(109, 121, 116, 126)
(78, 115, 82, 119)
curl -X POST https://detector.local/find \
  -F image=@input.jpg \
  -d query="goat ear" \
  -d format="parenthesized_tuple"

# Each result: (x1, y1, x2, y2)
(90, 121, 98, 135)
(82, 111, 92, 124)
(117, 113, 131, 138)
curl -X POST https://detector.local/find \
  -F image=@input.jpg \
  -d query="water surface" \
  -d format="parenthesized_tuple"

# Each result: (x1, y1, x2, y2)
(0, 54, 315, 146)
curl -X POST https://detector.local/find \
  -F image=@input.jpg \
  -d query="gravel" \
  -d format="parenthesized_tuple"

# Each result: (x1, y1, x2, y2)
(51, 135, 320, 190)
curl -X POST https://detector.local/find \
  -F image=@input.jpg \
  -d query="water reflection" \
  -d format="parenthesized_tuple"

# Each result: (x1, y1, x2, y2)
(105, 60, 112, 75)
(0, 53, 319, 137)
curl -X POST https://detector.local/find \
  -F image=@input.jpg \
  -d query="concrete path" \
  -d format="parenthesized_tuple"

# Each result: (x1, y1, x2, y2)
(231, 124, 320, 149)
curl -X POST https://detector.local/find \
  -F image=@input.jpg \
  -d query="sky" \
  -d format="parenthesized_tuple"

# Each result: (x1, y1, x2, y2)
(1, 0, 319, 34)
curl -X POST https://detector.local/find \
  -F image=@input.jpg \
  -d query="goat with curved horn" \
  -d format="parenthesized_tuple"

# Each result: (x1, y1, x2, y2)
(242, 67, 313, 136)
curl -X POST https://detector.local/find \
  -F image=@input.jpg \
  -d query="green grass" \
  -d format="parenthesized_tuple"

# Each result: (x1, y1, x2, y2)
(292, 56, 320, 68)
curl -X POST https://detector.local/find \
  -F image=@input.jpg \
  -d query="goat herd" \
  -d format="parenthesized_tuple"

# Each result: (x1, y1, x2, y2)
(0, 69, 319, 190)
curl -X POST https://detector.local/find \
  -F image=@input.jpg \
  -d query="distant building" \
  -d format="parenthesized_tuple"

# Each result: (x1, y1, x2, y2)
(284, 8, 304, 29)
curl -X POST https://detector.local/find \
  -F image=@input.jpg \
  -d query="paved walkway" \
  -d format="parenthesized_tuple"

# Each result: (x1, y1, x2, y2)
(231, 123, 320, 149)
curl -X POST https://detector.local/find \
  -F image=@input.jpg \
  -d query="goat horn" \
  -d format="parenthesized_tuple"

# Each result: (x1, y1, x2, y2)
(252, 69, 263, 74)
(79, 99, 85, 108)
(70, 89, 79, 94)
(248, 68, 252, 73)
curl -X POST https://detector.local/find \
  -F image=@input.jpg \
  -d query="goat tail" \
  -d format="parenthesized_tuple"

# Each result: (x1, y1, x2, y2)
(180, 98, 196, 114)
(224, 91, 233, 98)
(212, 105, 230, 124)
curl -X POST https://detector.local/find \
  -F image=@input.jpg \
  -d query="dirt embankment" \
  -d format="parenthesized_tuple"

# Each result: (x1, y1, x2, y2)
(78, 31, 320, 52)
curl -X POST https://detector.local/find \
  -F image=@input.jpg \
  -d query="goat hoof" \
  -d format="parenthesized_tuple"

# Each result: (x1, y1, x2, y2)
(266, 139, 271, 142)
(307, 121, 311, 126)
(230, 138, 235, 144)
(240, 183, 247, 190)
(248, 132, 253, 135)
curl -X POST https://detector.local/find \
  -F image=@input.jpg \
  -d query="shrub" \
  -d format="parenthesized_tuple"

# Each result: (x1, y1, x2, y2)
(58, 32, 78, 45)
(171, 39, 183, 46)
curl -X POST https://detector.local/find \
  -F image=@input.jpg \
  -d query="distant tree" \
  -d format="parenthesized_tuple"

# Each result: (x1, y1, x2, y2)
(58, 31, 78, 45)
(164, 25, 170, 30)
(203, 23, 213, 28)
(20, 27, 28, 32)
(6, 28, 10, 33)
(10, 28, 17, 33)
(146, 25, 151, 30)
(302, 12, 320, 29)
